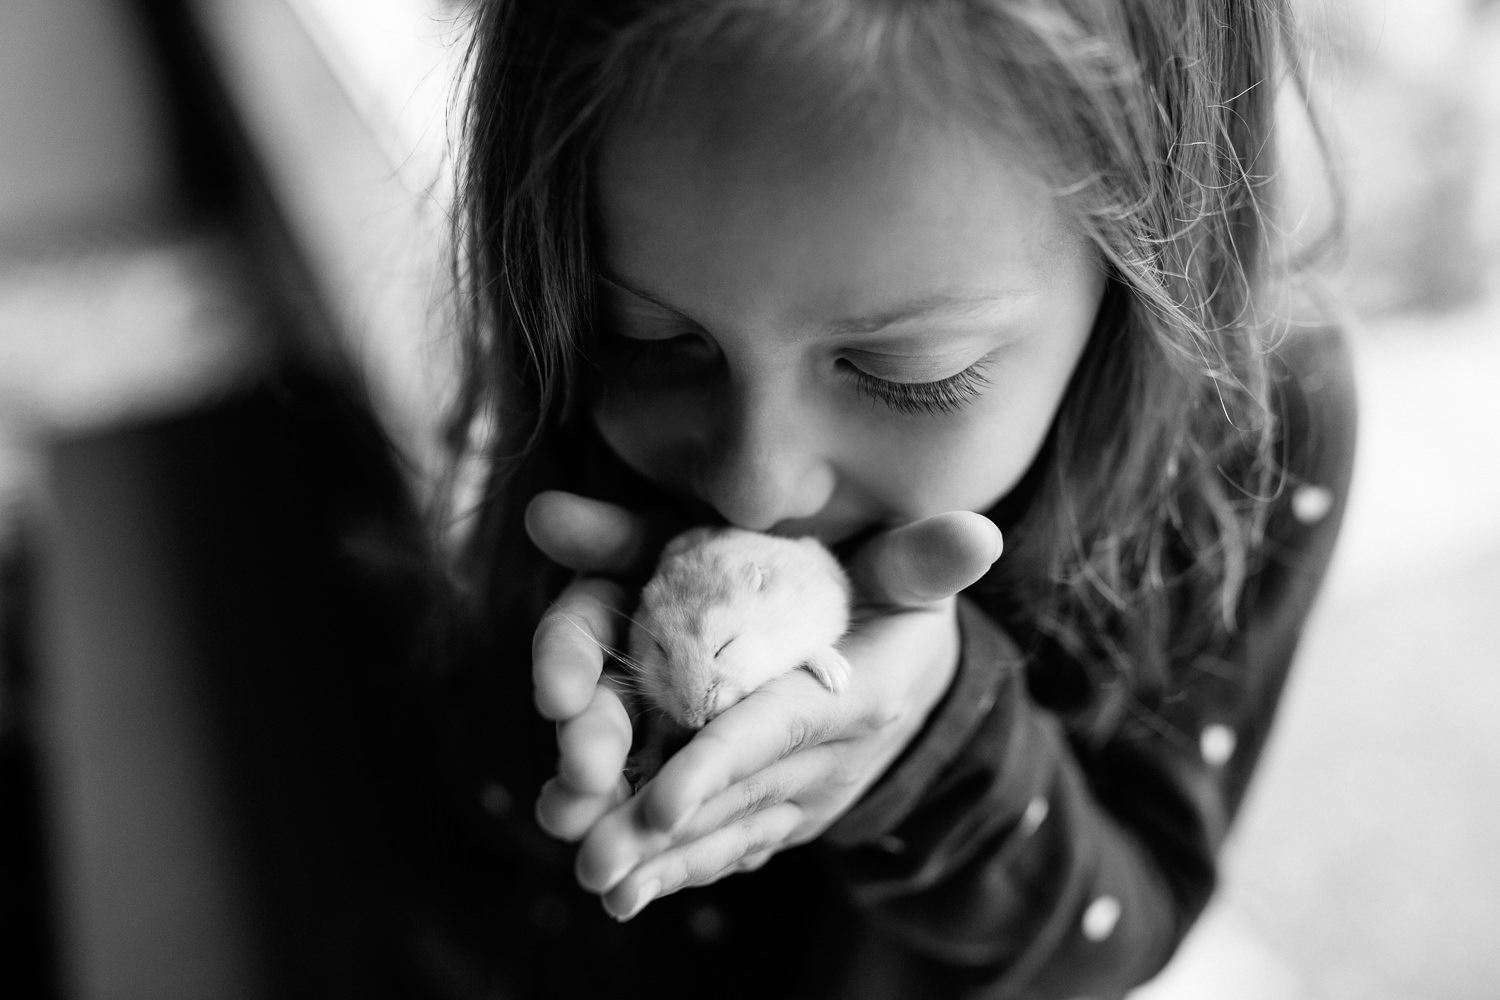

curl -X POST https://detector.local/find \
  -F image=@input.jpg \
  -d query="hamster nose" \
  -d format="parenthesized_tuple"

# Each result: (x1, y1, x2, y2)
(697, 399, 835, 532)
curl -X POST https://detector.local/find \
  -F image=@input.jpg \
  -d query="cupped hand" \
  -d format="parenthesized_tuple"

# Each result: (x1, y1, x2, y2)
(569, 509, 1003, 921)
(526, 491, 671, 841)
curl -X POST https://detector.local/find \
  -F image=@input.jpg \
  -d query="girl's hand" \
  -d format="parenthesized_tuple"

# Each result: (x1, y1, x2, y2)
(526, 491, 668, 842)
(567, 508, 1003, 921)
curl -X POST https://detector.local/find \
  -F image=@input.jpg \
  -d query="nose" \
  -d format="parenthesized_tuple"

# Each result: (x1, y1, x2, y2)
(695, 385, 836, 532)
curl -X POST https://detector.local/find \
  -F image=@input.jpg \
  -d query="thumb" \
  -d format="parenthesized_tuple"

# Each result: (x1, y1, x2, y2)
(524, 491, 671, 577)
(849, 511, 1003, 609)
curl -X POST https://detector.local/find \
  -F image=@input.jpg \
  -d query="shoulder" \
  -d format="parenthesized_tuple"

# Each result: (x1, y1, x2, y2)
(1267, 320, 1358, 495)
(1235, 318, 1357, 634)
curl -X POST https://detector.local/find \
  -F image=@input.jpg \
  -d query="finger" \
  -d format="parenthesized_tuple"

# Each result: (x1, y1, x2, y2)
(736, 849, 775, 874)
(532, 576, 630, 720)
(637, 671, 836, 833)
(601, 802, 804, 921)
(575, 741, 830, 894)
(557, 683, 634, 795)
(849, 511, 1002, 608)
(647, 746, 816, 851)
(525, 491, 664, 576)
(575, 795, 663, 894)
(536, 775, 632, 842)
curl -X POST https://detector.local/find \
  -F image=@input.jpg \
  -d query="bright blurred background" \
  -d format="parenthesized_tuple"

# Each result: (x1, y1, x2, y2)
(2, 1, 1498, 998)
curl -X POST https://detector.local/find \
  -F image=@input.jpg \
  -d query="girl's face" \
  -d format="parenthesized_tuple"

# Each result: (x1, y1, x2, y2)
(592, 65, 1106, 544)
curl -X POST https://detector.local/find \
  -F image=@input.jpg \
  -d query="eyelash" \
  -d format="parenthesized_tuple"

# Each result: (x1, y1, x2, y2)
(604, 331, 698, 367)
(840, 359, 993, 416)
(605, 331, 992, 416)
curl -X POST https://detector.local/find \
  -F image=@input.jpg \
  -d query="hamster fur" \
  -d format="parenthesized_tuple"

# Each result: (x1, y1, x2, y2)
(626, 526, 852, 733)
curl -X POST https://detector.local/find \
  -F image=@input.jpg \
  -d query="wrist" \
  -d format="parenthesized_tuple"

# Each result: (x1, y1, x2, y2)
(824, 599, 1020, 847)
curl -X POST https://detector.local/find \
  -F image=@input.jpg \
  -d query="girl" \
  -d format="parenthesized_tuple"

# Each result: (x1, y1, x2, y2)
(427, 1, 1357, 998)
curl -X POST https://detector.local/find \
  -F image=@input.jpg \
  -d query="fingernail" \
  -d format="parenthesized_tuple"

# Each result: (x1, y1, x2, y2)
(614, 879, 660, 922)
(600, 859, 634, 893)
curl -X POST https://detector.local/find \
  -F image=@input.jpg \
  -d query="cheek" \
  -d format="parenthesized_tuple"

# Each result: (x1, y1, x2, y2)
(868, 374, 1066, 516)
(593, 383, 702, 486)
(722, 633, 766, 675)
(878, 426, 1023, 515)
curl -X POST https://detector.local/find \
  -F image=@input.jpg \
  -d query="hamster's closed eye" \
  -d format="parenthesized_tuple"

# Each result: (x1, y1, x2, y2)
(624, 527, 854, 771)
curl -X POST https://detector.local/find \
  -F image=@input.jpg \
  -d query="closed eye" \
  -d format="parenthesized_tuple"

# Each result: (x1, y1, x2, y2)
(714, 637, 736, 658)
(838, 357, 994, 416)
(605, 331, 707, 368)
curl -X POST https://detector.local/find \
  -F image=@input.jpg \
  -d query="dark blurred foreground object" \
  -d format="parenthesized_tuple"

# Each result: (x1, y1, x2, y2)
(26, 369, 437, 1000)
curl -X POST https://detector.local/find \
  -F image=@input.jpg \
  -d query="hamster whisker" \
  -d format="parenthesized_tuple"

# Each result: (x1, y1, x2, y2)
(610, 650, 651, 676)
(600, 665, 642, 689)
(557, 615, 629, 659)
(603, 665, 645, 691)
(601, 604, 639, 626)
(625, 615, 668, 648)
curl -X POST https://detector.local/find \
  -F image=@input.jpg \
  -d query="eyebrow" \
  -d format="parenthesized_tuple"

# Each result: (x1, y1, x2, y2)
(598, 271, 1029, 336)
(822, 291, 1030, 336)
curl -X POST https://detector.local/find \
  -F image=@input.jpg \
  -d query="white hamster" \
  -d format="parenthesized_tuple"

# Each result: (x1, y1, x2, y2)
(626, 526, 853, 732)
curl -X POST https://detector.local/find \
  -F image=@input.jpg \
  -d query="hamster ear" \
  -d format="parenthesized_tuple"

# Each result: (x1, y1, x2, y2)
(661, 526, 714, 562)
(741, 562, 766, 591)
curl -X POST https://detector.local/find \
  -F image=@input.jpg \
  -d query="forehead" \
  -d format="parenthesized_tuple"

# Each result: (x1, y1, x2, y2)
(593, 54, 1086, 330)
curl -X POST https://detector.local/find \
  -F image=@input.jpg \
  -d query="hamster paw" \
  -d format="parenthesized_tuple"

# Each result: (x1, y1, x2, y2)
(802, 646, 851, 694)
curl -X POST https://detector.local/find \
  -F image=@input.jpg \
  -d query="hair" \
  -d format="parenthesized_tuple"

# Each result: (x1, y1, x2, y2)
(444, 0, 1330, 727)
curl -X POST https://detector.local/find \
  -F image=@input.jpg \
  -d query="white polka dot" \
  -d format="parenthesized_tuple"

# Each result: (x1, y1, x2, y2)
(1082, 896, 1122, 941)
(1200, 724, 1237, 767)
(1020, 796, 1050, 836)
(1292, 485, 1334, 525)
